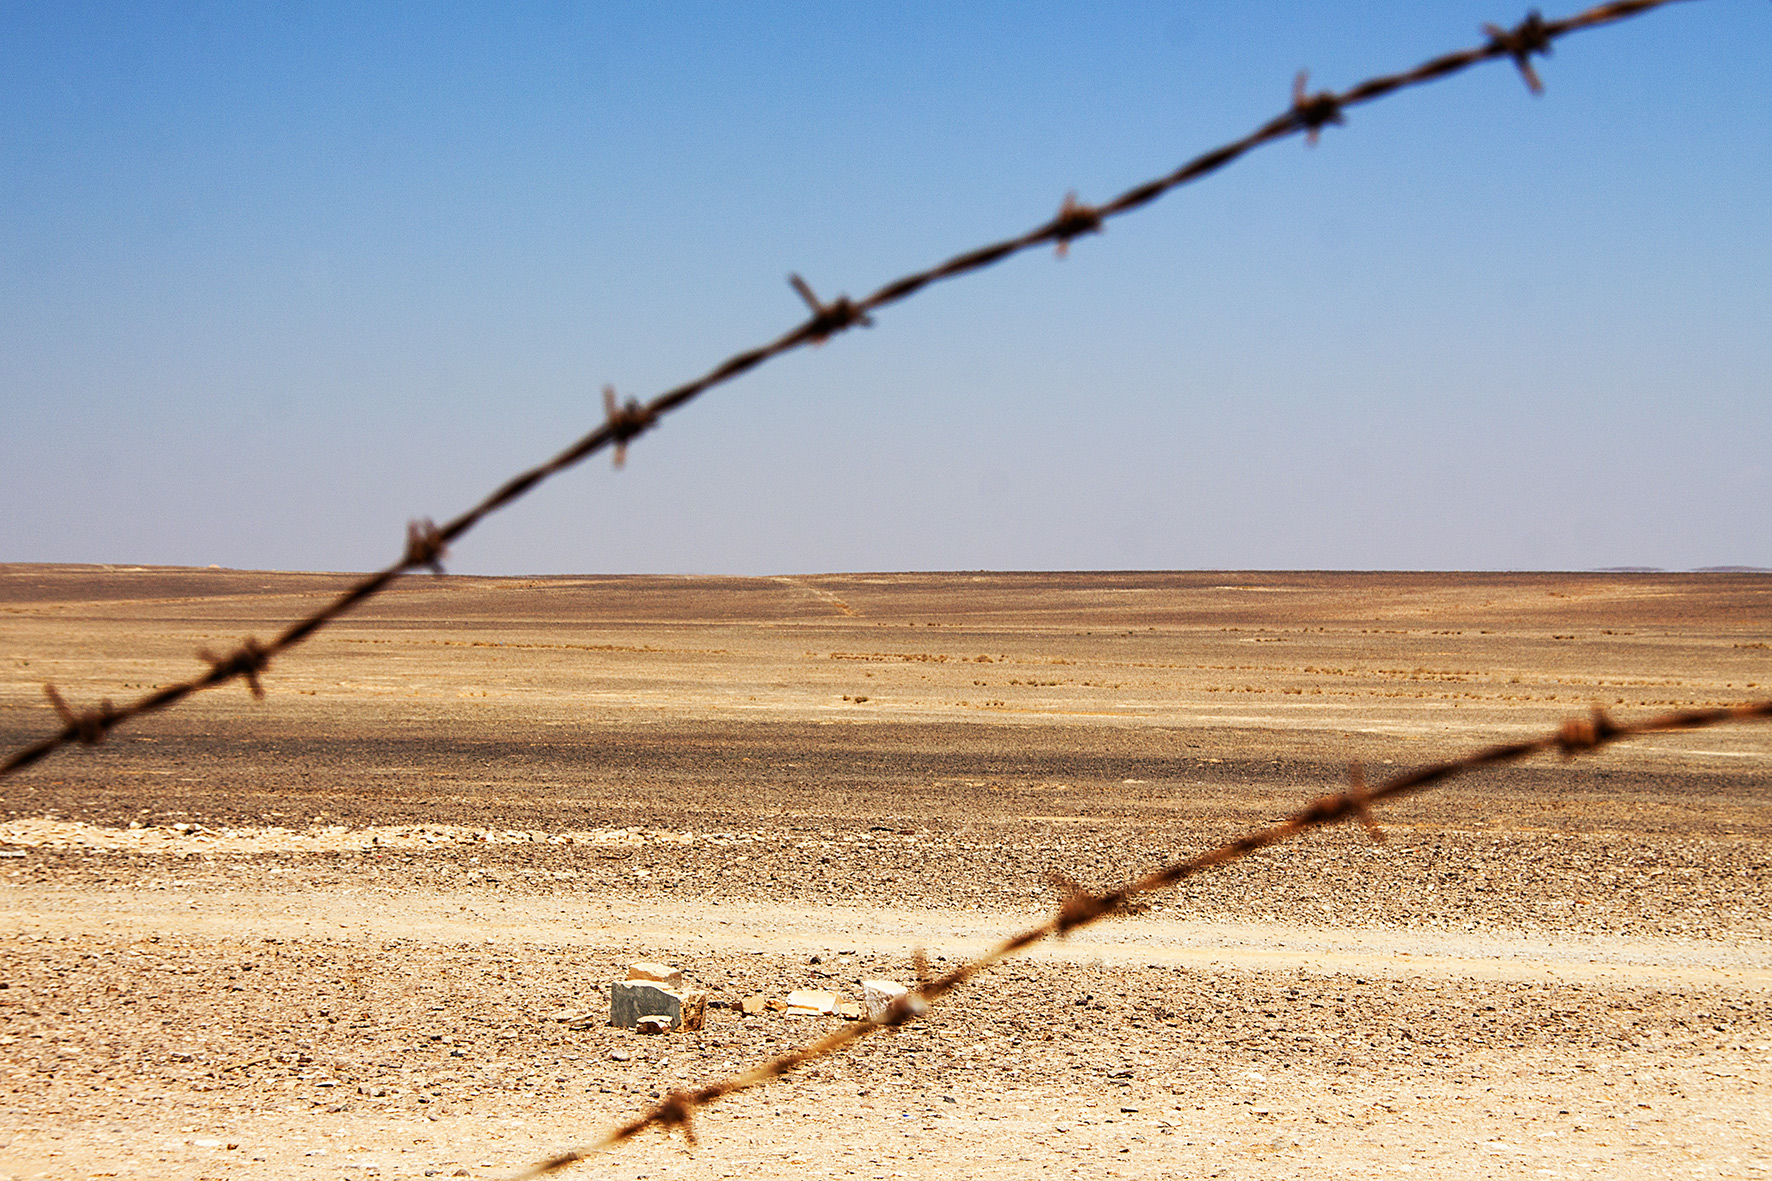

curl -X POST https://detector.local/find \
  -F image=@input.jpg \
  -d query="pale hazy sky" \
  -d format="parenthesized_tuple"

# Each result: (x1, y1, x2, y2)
(2, 2, 1767, 575)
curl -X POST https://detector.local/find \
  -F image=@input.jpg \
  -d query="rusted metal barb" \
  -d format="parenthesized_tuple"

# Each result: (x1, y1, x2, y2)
(42, 684, 118, 746)
(1487, 10, 1556, 93)
(1345, 762, 1386, 843)
(404, 518, 448, 573)
(1291, 70, 1346, 145)
(602, 386, 656, 469)
(788, 273, 873, 344)
(199, 637, 270, 698)
(1051, 191, 1103, 257)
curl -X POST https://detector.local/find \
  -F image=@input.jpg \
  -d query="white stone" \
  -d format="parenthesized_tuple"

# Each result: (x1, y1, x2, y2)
(627, 961, 684, 986)
(783, 989, 840, 1016)
(863, 979, 910, 1022)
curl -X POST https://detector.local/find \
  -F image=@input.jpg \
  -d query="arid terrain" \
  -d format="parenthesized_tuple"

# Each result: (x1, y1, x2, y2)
(0, 565, 1767, 1180)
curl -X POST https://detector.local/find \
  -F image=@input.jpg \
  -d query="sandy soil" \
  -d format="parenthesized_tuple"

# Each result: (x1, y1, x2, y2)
(0, 566, 1767, 1179)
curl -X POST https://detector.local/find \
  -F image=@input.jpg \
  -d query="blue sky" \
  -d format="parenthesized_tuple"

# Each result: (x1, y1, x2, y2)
(2, 1, 1767, 574)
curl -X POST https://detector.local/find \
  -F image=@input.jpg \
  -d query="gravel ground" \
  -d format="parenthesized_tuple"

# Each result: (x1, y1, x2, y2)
(0, 566, 1767, 1179)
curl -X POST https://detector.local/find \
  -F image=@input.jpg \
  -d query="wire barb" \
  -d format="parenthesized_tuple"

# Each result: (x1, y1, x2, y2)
(1291, 70, 1346, 145)
(1047, 871, 1119, 933)
(199, 638, 271, 698)
(653, 1090, 699, 1146)
(602, 386, 656, 469)
(788, 273, 872, 344)
(404, 518, 448, 574)
(1486, 10, 1555, 93)
(1556, 705, 1619, 754)
(1051, 191, 1103, 258)
(1345, 762, 1386, 843)
(43, 684, 118, 746)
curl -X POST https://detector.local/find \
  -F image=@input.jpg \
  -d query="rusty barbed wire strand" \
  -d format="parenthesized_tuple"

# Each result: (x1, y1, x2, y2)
(0, 0, 1698, 780)
(516, 696, 1772, 1175)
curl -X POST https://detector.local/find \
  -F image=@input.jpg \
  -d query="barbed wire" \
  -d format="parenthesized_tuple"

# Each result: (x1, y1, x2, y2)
(0, 0, 1702, 781)
(515, 695, 1772, 1175)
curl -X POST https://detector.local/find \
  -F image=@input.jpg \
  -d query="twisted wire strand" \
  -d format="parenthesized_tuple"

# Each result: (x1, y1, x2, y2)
(517, 696, 1772, 1175)
(0, 0, 1699, 780)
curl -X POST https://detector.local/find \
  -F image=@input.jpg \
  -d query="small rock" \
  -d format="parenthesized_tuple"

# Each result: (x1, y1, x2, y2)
(783, 989, 840, 1016)
(626, 962, 684, 987)
(609, 980, 707, 1032)
(740, 994, 767, 1016)
(610, 1049, 631, 1062)
(635, 1015, 671, 1035)
(863, 980, 909, 1023)
(836, 1001, 863, 1020)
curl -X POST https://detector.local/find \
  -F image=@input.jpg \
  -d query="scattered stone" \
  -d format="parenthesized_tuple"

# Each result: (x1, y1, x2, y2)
(864, 980, 909, 1022)
(609, 980, 706, 1031)
(635, 1015, 672, 1035)
(627, 961, 684, 987)
(784, 989, 840, 1016)
(610, 1049, 631, 1062)
(837, 1001, 863, 1020)
(740, 994, 767, 1016)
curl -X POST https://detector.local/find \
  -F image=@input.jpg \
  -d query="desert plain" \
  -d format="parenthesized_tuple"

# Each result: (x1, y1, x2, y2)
(0, 564, 1767, 1180)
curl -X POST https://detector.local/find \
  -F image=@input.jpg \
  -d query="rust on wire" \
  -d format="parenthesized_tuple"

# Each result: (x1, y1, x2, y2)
(0, 0, 1704, 777)
(42, 684, 118, 747)
(1051, 192, 1103, 257)
(199, 637, 270, 699)
(1290, 71, 1346, 145)
(404, 518, 449, 573)
(788, 274, 873, 343)
(602, 386, 656, 469)
(1487, 10, 1556, 92)
(516, 696, 1772, 1175)
(1345, 763, 1386, 843)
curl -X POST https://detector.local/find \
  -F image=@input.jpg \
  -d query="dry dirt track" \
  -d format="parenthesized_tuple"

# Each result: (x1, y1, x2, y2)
(0, 566, 1768, 1179)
